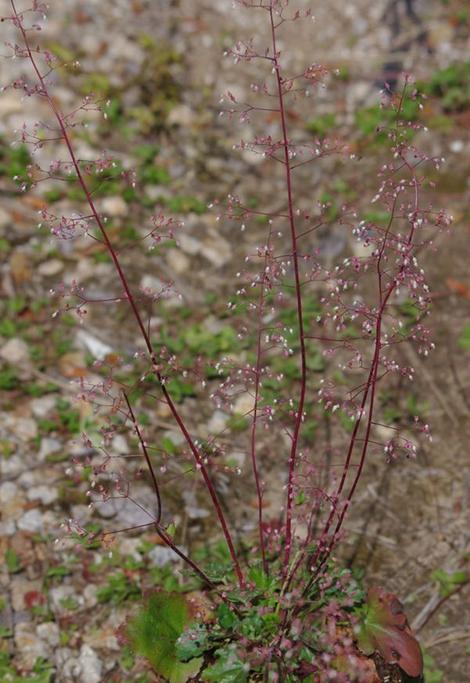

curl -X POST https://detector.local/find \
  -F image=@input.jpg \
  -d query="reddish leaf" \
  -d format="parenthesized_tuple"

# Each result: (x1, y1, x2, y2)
(24, 591, 46, 609)
(357, 587, 423, 677)
(446, 277, 470, 299)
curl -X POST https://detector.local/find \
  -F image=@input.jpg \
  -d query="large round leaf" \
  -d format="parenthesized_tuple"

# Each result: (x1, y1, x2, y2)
(128, 592, 202, 683)
(357, 587, 423, 678)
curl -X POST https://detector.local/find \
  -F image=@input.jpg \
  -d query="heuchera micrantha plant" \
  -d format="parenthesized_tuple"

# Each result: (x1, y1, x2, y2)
(3, 0, 452, 680)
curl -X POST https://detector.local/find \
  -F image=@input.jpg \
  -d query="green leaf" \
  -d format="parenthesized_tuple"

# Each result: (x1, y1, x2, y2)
(5, 548, 22, 574)
(226, 413, 249, 433)
(96, 572, 140, 605)
(0, 367, 19, 391)
(128, 592, 202, 683)
(176, 624, 209, 662)
(166, 378, 196, 403)
(30, 658, 54, 683)
(305, 113, 336, 137)
(216, 603, 238, 630)
(423, 652, 444, 683)
(458, 324, 470, 350)
(431, 568, 467, 598)
(46, 565, 71, 579)
(203, 646, 248, 683)
(247, 566, 270, 591)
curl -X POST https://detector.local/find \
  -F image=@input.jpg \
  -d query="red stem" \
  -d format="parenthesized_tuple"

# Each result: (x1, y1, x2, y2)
(12, 0, 244, 588)
(269, 7, 308, 575)
(122, 390, 162, 524)
(250, 239, 275, 575)
(305, 171, 419, 588)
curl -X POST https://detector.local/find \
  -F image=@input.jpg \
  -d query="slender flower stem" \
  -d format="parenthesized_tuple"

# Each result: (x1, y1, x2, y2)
(304, 167, 420, 591)
(11, 0, 244, 588)
(269, 6, 307, 574)
(250, 233, 274, 575)
(122, 390, 162, 524)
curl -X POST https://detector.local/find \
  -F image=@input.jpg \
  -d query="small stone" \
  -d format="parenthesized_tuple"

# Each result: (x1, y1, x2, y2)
(427, 20, 453, 50)
(0, 454, 24, 477)
(241, 146, 266, 166)
(10, 251, 32, 284)
(50, 585, 83, 614)
(11, 578, 42, 611)
(350, 238, 374, 259)
(17, 509, 45, 533)
(0, 91, 23, 119)
(0, 337, 30, 365)
(74, 257, 99, 281)
(167, 104, 194, 128)
(83, 584, 98, 608)
(78, 644, 102, 683)
(374, 424, 396, 441)
(119, 537, 143, 561)
(76, 330, 113, 360)
(0, 481, 18, 504)
(450, 140, 464, 153)
(55, 647, 74, 670)
(37, 621, 60, 647)
(0, 206, 11, 231)
(92, 499, 118, 520)
(100, 195, 128, 217)
(233, 392, 255, 416)
(18, 471, 42, 490)
(0, 481, 25, 520)
(140, 273, 166, 293)
(15, 623, 49, 669)
(166, 248, 189, 274)
(58, 651, 80, 681)
(182, 490, 210, 519)
(26, 485, 58, 506)
(203, 230, 231, 267)
(162, 430, 186, 447)
(31, 396, 57, 419)
(148, 545, 180, 567)
(346, 81, 372, 110)
(82, 623, 120, 651)
(111, 434, 128, 454)
(156, 400, 172, 418)
(207, 410, 229, 434)
(94, 493, 157, 527)
(38, 437, 62, 461)
(178, 233, 202, 255)
(4, 416, 37, 441)
(0, 520, 16, 536)
(37, 259, 64, 277)
(145, 184, 172, 201)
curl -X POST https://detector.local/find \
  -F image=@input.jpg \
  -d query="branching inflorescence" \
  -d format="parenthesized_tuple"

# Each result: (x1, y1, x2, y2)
(3, 0, 451, 679)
